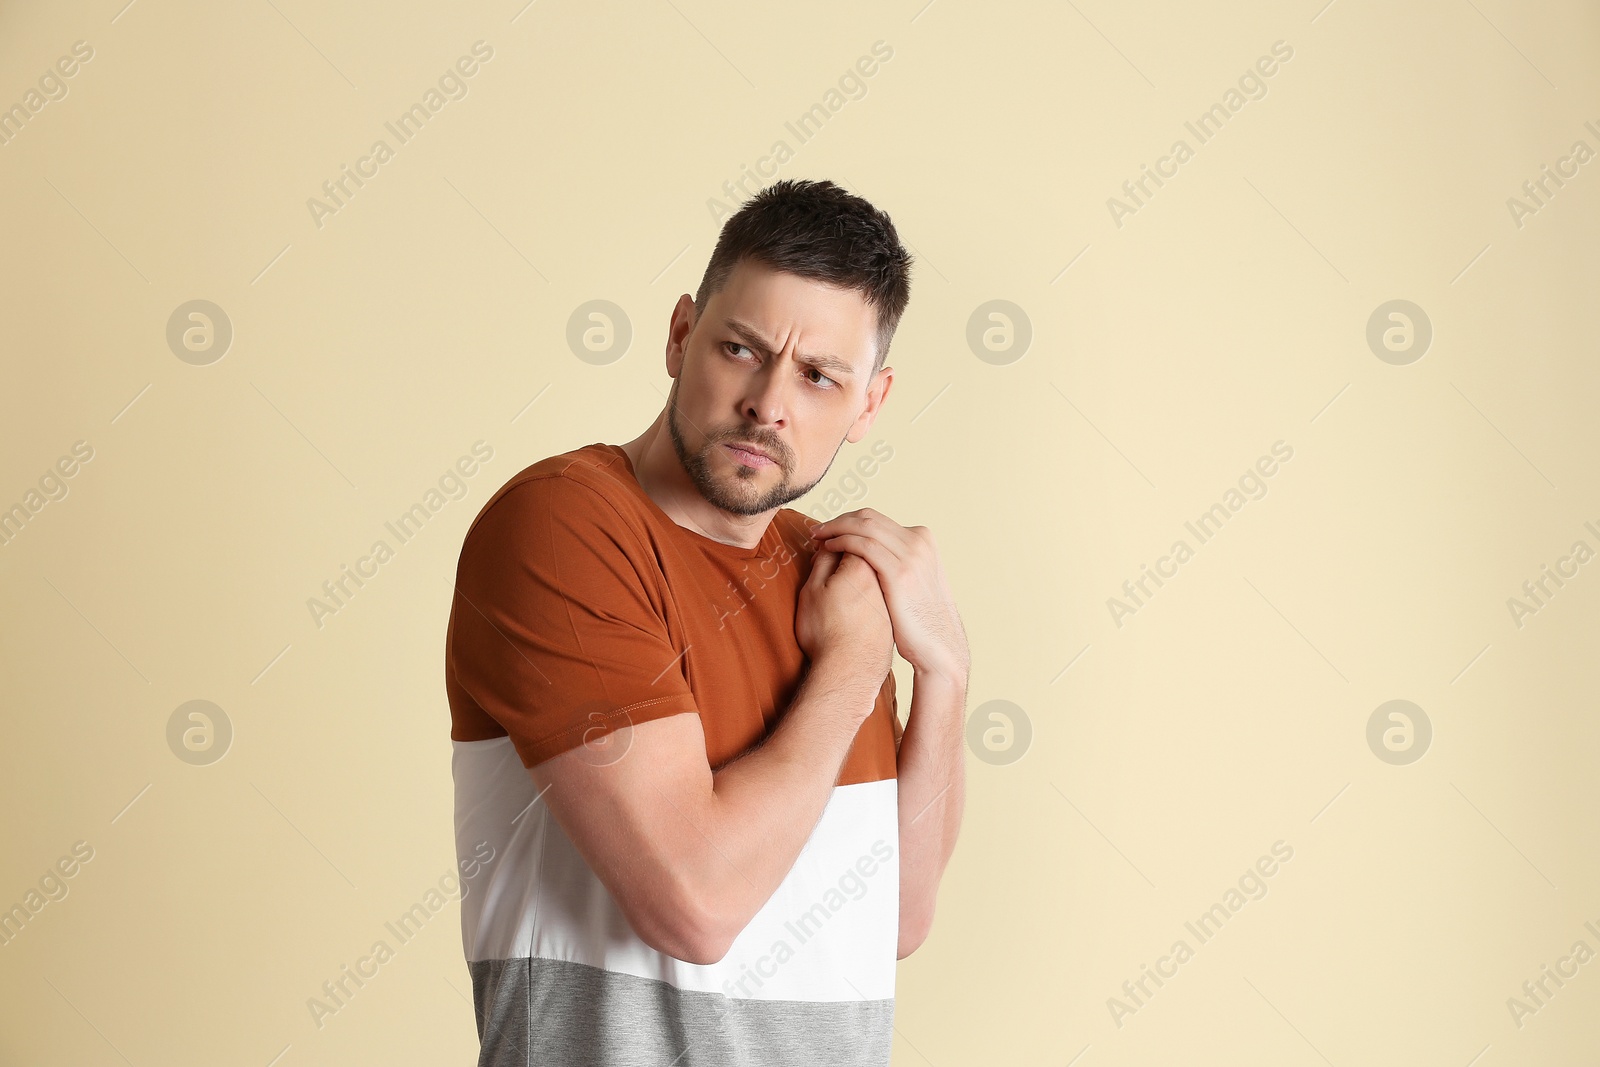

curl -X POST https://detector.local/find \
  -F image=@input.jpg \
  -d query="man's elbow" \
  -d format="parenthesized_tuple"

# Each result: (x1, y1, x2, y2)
(895, 931, 927, 960)
(896, 908, 934, 959)
(657, 917, 736, 967)
(622, 878, 740, 966)
(640, 925, 730, 967)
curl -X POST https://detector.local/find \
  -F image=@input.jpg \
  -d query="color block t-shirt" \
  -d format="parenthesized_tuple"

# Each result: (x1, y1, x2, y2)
(445, 441, 902, 1066)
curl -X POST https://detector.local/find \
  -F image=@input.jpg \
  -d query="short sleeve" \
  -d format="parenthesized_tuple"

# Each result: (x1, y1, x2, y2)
(446, 475, 700, 768)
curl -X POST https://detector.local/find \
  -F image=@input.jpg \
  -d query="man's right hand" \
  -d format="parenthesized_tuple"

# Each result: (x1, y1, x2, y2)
(795, 546, 894, 685)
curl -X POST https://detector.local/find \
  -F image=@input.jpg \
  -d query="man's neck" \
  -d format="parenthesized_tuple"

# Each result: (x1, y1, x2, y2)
(620, 416, 775, 550)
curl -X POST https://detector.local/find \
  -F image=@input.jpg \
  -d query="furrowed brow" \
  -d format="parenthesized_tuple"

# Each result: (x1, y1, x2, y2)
(723, 318, 857, 380)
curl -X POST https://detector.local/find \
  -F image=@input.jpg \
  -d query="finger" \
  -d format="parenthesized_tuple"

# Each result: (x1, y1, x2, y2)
(807, 546, 842, 585)
(834, 551, 875, 581)
(834, 553, 890, 607)
(809, 510, 914, 557)
(814, 519, 910, 576)
(816, 531, 902, 582)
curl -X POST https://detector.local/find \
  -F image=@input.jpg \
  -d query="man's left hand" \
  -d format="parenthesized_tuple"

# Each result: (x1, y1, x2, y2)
(807, 508, 969, 684)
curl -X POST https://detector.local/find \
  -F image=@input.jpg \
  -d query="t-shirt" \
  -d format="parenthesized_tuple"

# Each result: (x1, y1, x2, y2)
(445, 441, 902, 1066)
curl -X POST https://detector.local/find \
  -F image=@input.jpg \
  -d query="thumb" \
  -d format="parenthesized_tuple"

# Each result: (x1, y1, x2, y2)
(808, 546, 841, 585)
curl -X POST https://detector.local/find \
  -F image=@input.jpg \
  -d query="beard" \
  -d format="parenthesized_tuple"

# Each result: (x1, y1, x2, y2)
(665, 377, 837, 517)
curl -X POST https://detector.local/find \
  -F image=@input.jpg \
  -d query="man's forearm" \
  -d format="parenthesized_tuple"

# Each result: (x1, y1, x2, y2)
(894, 665, 967, 958)
(683, 656, 885, 958)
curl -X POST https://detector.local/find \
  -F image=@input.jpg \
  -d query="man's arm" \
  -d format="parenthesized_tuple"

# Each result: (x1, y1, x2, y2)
(803, 509, 972, 959)
(893, 665, 967, 958)
(529, 652, 885, 965)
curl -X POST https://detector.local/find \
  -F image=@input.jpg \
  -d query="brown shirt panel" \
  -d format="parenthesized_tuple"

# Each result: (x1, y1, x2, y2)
(446, 442, 899, 787)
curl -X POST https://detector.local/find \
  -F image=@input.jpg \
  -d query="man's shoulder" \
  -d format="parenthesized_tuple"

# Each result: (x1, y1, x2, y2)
(778, 504, 820, 527)
(461, 442, 634, 543)
(768, 506, 824, 565)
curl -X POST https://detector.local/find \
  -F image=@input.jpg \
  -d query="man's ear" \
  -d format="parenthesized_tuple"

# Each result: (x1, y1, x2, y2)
(846, 366, 893, 444)
(665, 294, 697, 377)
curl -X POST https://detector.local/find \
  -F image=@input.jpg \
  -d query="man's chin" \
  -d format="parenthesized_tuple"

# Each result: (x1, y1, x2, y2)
(706, 483, 775, 516)
(702, 475, 791, 517)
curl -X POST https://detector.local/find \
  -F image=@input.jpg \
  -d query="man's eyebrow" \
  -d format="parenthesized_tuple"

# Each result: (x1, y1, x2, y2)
(722, 318, 858, 380)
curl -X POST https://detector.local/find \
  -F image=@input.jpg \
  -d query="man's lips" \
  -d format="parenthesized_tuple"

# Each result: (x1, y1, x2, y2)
(723, 441, 777, 467)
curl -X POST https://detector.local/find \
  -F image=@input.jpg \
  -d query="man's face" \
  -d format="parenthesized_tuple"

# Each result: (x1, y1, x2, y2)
(665, 259, 889, 517)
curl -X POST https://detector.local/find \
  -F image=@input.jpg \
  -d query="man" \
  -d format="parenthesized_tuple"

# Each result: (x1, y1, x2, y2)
(445, 178, 968, 1066)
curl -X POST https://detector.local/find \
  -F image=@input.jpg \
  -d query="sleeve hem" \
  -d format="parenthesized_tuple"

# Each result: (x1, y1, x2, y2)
(512, 694, 701, 769)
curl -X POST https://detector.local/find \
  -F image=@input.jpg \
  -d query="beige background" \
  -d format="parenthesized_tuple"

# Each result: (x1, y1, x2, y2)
(2, 0, 1597, 1063)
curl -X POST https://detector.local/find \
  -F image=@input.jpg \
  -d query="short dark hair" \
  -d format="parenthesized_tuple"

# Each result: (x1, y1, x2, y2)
(694, 178, 912, 376)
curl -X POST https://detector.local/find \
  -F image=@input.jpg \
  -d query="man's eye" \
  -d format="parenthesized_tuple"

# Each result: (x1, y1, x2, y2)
(724, 342, 834, 388)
